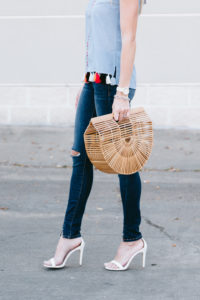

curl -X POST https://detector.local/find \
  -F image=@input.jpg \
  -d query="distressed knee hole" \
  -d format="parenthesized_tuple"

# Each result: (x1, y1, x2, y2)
(71, 149, 81, 157)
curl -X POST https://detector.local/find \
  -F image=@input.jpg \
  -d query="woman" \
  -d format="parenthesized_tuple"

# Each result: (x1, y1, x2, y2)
(43, 0, 147, 271)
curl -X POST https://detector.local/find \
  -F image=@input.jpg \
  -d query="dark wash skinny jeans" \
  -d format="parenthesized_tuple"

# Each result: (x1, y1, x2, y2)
(60, 82, 142, 242)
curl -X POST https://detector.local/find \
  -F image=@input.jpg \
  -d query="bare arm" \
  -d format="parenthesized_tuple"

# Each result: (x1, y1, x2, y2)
(112, 0, 139, 121)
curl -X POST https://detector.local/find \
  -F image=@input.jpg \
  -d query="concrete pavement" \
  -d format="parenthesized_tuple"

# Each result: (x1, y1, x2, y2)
(0, 126, 199, 300)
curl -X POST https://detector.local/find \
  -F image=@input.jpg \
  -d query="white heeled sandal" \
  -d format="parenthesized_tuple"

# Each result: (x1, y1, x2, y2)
(43, 237, 85, 269)
(104, 238, 147, 271)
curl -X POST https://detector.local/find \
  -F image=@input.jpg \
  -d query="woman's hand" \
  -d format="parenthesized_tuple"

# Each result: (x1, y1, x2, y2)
(75, 85, 83, 109)
(112, 92, 130, 122)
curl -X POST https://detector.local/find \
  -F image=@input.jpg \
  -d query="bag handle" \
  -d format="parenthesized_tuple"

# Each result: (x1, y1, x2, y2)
(91, 107, 144, 125)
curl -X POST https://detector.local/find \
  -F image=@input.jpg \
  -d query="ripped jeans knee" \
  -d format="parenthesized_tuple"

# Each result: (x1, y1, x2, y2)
(70, 147, 89, 168)
(71, 149, 81, 157)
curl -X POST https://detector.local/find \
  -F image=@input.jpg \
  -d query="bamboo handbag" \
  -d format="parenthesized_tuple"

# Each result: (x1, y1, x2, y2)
(84, 107, 153, 175)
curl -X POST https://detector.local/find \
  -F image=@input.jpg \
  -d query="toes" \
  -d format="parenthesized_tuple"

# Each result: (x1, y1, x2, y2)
(104, 262, 119, 270)
(43, 260, 51, 266)
(110, 263, 119, 270)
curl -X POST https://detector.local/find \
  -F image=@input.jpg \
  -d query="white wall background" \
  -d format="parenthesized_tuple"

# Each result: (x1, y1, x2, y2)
(0, 0, 200, 128)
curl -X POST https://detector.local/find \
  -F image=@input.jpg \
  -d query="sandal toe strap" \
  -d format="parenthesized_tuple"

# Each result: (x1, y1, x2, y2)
(110, 260, 123, 269)
(50, 257, 56, 267)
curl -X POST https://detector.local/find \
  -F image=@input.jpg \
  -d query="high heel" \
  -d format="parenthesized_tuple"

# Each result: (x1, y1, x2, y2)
(142, 239, 147, 268)
(43, 237, 85, 269)
(104, 238, 147, 271)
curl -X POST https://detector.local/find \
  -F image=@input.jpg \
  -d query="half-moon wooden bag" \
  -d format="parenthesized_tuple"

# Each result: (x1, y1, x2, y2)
(84, 107, 153, 174)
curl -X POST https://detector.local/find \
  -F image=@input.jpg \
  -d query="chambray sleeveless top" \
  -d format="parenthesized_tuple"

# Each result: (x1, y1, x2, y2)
(83, 0, 142, 89)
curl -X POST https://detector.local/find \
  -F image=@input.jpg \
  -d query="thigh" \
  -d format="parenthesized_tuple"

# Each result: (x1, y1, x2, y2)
(93, 82, 114, 116)
(72, 83, 96, 153)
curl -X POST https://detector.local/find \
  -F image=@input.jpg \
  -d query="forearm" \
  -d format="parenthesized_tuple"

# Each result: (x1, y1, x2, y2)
(118, 38, 136, 88)
(112, 0, 138, 121)
(117, 0, 138, 89)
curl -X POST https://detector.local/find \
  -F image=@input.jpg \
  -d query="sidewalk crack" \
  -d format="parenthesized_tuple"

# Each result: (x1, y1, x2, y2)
(142, 216, 176, 240)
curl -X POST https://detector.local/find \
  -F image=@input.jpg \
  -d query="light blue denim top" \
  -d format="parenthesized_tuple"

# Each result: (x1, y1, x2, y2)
(85, 0, 142, 89)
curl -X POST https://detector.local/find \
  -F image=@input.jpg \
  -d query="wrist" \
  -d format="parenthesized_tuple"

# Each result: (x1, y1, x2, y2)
(116, 86, 129, 96)
(116, 90, 127, 98)
(114, 94, 130, 101)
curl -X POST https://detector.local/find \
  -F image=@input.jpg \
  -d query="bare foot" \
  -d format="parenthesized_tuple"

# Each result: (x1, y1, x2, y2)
(43, 236, 82, 267)
(104, 238, 144, 270)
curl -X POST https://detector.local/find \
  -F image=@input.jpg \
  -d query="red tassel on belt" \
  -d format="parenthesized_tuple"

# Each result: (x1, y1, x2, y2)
(94, 72, 101, 83)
